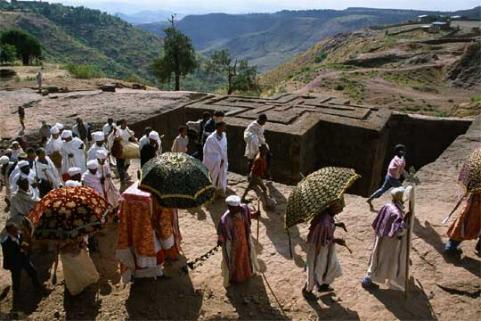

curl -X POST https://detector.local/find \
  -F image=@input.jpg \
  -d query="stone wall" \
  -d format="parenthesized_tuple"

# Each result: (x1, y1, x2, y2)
(180, 94, 472, 197)
(383, 113, 472, 177)
(183, 94, 392, 196)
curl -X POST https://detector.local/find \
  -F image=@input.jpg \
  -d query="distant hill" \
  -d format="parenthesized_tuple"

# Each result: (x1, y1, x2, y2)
(0, 1, 163, 81)
(139, 7, 481, 71)
(115, 11, 183, 25)
(260, 17, 481, 117)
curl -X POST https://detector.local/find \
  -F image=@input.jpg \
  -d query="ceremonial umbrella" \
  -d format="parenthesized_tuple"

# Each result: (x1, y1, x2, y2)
(458, 148, 481, 194)
(140, 152, 216, 209)
(285, 167, 360, 229)
(28, 186, 110, 241)
(443, 148, 481, 224)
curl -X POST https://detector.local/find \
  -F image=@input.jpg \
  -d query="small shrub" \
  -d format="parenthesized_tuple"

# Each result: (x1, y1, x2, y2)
(314, 52, 327, 63)
(471, 95, 481, 103)
(66, 64, 104, 79)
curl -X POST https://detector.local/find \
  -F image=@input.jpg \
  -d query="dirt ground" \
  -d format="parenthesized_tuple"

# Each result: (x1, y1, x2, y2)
(0, 117, 480, 320)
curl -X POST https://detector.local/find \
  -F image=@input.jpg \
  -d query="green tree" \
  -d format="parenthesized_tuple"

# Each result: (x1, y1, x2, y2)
(0, 30, 42, 65)
(207, 49, 259, 95)
(0, 44, 17, 64)
(151, 16, 197, 91)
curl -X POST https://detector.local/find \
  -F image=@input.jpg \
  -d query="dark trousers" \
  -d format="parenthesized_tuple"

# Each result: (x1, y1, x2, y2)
(116, 158, 126, 182)
(11, 258, 40, 293)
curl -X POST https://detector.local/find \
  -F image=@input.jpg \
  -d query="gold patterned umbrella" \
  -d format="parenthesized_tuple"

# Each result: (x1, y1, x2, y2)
(458, 148, 481, 194)
(285, 167, 360, 228)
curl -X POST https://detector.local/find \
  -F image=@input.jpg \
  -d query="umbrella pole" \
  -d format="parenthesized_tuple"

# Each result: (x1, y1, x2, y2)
(51, 244, 59, 285)
(256, 199, 260, 242)
(442, 195, 465, 224)
(287, 228, 293, 259)
(405, 186, 415, 299)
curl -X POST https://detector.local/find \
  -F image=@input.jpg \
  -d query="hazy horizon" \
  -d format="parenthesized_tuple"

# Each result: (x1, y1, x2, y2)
(47, 0, 480, 15)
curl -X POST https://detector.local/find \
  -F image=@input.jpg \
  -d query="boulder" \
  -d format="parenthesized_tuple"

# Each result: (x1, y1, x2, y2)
(101, 84, 116, 92)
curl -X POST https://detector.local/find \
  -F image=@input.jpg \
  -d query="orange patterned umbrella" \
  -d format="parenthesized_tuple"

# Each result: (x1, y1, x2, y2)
(28, 186, 110, 240)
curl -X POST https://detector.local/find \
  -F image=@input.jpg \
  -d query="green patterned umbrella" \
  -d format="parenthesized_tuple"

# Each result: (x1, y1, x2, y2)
(140, 152, 215, 209)
(285, 167, 360, 228)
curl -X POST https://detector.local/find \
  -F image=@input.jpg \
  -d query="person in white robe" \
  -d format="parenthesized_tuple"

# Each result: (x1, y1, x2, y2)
(87, 131, 108, 161)
(138, 127, 153, 150)
(303, 198, 346, 297)
(60, 130, 86, 179)
(171, 126, 189, 153)
(114, 120, 136, 184)
(203, 122, 228, 195)
(96, 150, 120, 208)
(82, 160, 103, 196)
(64, 167, 82, 187)
(243, 114, 268, 163)
(362, 187, 410, 291)
(9, 141, 24, 162)
(1, 156, 13, 201)
(33, 148, 62, 197)
(9, 177, 40, 218)
(10, 161, 39, 199)
(45, 126, 63, 169)
(102, 118, 116, 136)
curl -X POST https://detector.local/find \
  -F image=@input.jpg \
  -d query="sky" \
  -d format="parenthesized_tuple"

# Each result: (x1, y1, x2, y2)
(54, 0, 481, 14)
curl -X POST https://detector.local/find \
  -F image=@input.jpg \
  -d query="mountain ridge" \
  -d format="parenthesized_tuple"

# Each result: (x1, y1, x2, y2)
(139, 6, 480, 71)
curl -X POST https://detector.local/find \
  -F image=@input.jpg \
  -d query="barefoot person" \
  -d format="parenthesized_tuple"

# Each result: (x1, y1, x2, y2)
(362, 187, 410, 290)
(203, 122, 228, 197)
(367, 144, 407, 209)
(217, 195, 260, 287)
(303, 198, 346, 297)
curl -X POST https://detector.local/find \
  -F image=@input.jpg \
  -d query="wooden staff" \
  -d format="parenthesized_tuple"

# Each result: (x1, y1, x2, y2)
(442, 195, 465, 225)
(256, 199, 260, 242)
(51, 244, 59, 285)
(404, 186, 415, 299)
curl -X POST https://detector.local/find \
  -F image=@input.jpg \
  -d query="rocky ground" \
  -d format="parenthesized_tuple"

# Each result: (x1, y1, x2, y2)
(0, 111, 479, 320)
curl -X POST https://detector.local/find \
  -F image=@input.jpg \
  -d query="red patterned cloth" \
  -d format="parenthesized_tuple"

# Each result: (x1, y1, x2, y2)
(28, 186, 108, 240)
(117, 183, 167, 281)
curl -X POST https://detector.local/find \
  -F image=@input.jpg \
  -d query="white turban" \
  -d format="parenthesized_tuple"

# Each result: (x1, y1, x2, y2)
(226, 195, 241, 207)
(0, 156, 9, 165)
(55, 123, 64, 130)
(68, 167, 82, 176)
(17, 160, 29, 168)
(61, 130, 72, 139)
(149, 131, 160, 141)
(65, 180, 82, 187)
(87, 160, 98, 170)
(50, 126, 60, 134)
(92, 131, 105, 142)
(96, 149, 108, 160)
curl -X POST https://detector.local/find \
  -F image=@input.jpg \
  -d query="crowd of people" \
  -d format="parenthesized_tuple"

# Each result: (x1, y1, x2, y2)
(0, 109, 479, 314)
